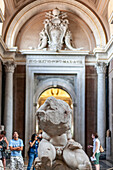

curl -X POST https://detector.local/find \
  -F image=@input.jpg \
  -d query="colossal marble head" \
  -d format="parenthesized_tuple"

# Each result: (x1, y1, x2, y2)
(36, 96, 72, 137)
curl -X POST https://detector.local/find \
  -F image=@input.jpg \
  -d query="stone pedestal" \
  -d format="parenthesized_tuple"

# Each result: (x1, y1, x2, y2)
(96, 62, 106, 148)
(4, 61, 15, 141)
(35, 159, 72, 170)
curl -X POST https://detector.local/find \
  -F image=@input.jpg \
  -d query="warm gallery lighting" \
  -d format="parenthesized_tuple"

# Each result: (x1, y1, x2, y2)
(38, 88, 72, 107)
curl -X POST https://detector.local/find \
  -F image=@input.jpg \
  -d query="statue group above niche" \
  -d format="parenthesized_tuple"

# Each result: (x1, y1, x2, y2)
(38, 8, 83, 52)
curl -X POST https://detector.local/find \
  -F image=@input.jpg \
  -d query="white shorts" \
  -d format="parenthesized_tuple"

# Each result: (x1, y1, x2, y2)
(10, 156, 24, 170)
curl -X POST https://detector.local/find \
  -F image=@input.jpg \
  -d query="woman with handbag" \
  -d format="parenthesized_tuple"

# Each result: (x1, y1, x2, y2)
(88, 133, 100, 170)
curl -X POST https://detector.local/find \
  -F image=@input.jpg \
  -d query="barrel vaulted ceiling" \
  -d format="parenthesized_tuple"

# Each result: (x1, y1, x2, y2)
(3, 0, 110, 51)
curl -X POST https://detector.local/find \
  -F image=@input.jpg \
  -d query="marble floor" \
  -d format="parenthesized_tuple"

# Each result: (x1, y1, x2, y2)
(92, 160, 113, 170)
(4, 158, 113, 170)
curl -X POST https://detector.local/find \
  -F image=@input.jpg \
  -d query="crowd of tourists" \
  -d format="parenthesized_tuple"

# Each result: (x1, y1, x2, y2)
(0, 130, 42, 170)
(0, 130, 101, 170)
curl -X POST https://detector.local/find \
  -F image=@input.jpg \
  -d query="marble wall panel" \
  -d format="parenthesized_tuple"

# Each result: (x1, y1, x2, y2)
(13, 65, 26, 144)
(85, 66, 97, 155)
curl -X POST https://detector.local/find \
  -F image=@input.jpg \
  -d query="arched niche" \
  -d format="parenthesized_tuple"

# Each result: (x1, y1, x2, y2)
(15, 12, 96, 51)
(5, 0, 107, 49)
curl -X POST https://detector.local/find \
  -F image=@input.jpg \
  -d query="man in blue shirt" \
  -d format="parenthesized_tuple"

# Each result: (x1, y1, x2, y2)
(9, 131, 24, 170)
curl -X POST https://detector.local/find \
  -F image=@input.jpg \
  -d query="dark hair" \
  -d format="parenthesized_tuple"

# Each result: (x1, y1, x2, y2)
(12, 131, 19, 135)
(31, 133, 37, 141)
(92, 133, 98, 138)
(1, 131, 6, 136)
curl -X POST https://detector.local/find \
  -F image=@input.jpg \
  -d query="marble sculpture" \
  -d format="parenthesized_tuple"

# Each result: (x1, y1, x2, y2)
(38, 8, 83, 51)
(34, 96, 92, 170)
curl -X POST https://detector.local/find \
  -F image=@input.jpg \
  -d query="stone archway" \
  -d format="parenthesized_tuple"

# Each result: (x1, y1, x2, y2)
(34, 78, 76, 104)
(33, 78, 76, 138)
(37, 88, 73, 108)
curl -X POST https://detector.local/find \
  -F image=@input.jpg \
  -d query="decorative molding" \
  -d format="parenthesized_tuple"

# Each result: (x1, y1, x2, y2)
(20, 50, 90, 55)
(27, 59, 83, 66)
(93, 36, 113, 63)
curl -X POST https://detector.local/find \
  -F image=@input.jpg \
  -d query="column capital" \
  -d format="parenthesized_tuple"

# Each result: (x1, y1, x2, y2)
(4, 61, 16, 73)
(95, 62, 107, 74)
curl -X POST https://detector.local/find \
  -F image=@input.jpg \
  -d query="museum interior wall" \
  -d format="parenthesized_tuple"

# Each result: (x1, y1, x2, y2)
(0, 0, 113, 158)
(13, 65, 26, 144)
(85, 66, 97, 155)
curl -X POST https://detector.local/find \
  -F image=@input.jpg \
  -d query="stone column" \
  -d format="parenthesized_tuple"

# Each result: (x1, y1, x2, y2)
(4, 61, 15, 142)
(96, 62, 106, 148)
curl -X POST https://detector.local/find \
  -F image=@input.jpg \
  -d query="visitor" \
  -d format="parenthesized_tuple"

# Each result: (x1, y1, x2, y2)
(88, 133, 100, 170)
(0, 131, 9, 170)
(27, 133, 39, 170)
(9, 131, 24, 170)
(0, 133, 4, 169)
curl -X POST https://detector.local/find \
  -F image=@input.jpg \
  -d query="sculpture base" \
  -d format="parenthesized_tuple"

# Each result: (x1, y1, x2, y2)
(35, 159, 72, 170)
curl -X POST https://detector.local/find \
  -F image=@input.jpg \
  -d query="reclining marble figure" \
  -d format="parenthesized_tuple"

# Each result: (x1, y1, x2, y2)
(35, 96, 92, 170)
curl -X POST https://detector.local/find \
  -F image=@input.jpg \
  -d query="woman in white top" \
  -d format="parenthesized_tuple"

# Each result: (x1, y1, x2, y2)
(88, 133, 100, 170)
